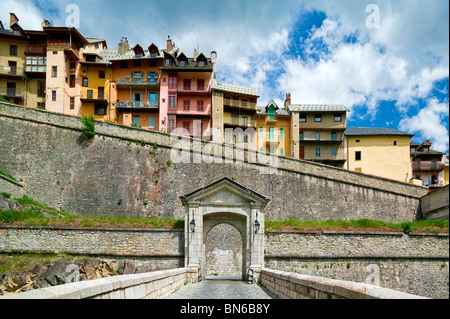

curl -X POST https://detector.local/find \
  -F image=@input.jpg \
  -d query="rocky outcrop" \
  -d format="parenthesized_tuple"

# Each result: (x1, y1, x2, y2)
(0, 257, 156, 296)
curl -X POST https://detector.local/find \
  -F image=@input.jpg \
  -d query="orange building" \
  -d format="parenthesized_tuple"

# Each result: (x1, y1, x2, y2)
(105, 38, 163, 130)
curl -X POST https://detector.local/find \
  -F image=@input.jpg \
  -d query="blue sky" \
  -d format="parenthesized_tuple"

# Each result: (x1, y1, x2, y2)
(1, 0, 449, 152)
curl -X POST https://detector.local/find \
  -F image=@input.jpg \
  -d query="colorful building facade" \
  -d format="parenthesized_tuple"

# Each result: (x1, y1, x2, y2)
(410, 140, 446, 189)
(346, 127, 414, 182)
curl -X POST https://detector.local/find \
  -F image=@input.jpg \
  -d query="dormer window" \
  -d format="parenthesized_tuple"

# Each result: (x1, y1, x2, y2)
(424, 147, 429, 153)
(136, 53, 142, 58)
(151, 53, 156, 58)
(199, 60, 205, 67)
(165, 59, 170, 66)
(180, 60, 186, 67)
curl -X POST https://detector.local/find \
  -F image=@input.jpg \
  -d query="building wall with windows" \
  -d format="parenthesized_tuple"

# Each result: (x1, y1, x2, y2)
(256, 110, 291, 157)
(347, 133, 413, 183)
(0, 33, 27, 106)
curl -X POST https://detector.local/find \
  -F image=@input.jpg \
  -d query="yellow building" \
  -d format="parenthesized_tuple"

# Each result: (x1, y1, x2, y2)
(79, 39, 113, 122)
(212, 81, 258, 149)
(289, 103, 349, 168)
(256, 100, 291, 157)
(346, 127, 414, 182)
(0, 14, 27, 106)
(444, 154, 449, 185)
(23, 29, 47, 109)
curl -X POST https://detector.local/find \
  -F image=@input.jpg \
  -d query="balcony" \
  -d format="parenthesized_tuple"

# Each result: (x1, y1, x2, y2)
(224, 98, 257, 111)
(0, 87, 24, 99)
(413, 163, 444, 172)
(177, 84, 211, 96)
(224, 117, 256, 128)
(305, 156, 347, 163)
(0, 66, 24, 79)
(300, 139, 344, 144)
(423, 181, 445, 188)
(116, 77, 159, 88)
(116, 100, 159, 110)
(168, 105, 210, 117)
(25, 45, 46, 55)
(80, 91, 109, 104)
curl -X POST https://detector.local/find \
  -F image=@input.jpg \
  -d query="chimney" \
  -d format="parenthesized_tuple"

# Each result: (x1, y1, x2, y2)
(211, 51, 217, 80)
(41, 19, 52, 30)
(118, 37, 130, 55)
(167, 35, 173, 52)
(9, 12, 19, 30)
(194, 48, 198, 61)
(284, 93, 292, 108)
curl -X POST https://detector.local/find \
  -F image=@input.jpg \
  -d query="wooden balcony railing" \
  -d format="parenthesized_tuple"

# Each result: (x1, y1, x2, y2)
(224, 98, 257, 111)
(413, 163, 444, 172)
(25, 45, 46, 55)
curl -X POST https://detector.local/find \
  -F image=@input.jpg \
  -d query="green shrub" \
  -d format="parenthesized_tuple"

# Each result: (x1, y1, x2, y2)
(80, 115, 96, 138)
(0, 209, 44, 223)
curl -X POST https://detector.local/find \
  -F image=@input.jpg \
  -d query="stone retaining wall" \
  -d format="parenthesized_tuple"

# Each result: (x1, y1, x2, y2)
(0, 226, 184, 267)
(421, 185, 449, 220)
(260, 268, 428, 299)
(264, 230, 449, 299)
(0, 268, 187, 299)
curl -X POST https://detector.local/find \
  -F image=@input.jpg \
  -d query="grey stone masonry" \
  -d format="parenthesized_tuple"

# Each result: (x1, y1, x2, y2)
(0, 268, 187, 299)
(0, 174, 25, 199)
(260, 268, 429, 299)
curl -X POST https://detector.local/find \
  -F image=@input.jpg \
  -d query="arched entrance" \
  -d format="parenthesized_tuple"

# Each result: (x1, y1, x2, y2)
(205, 222, 244, 280)
(180, 178, 270, 283)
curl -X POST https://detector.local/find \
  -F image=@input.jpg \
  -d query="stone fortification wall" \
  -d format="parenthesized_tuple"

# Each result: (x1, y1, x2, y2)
(0, 103, 427, 222)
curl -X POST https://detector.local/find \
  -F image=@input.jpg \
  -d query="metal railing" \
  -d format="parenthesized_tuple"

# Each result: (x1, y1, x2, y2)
(116, 100, 159, 109)
(224, 117, 256, 127)
(178, 84, 211, 94)
(0, 66, 24, 77)
(0, 87, 24, 98)
(116, 78, 159, 86)
(81, 91, 109, 101)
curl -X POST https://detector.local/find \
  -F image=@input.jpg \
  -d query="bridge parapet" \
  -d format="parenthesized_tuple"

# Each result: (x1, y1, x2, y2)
(0, 268, 187, 299)
(260, 268, 429, 299)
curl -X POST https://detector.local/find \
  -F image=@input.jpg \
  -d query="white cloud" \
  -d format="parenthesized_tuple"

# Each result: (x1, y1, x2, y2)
(399, 98, 449, 152)
(0, 0, 44, 30)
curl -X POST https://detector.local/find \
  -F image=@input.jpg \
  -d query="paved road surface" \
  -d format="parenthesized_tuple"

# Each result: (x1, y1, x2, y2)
(166, 279, 278, 299)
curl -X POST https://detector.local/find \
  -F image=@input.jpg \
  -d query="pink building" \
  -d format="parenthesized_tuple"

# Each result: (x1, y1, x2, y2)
(159, 36, 215, 138)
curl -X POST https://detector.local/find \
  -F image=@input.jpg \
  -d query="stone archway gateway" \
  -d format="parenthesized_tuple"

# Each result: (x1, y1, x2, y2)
(180, 177, 270, 283)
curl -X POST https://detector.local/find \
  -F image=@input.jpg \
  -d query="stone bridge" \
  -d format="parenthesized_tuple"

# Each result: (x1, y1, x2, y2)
(0, 268, 427, 300)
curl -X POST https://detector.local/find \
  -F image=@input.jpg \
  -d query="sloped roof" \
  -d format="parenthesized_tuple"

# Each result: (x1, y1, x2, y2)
(180, 177, 270, 203)
(345, 127, 414, 137)
(257, 100, 290, 116)
(212, 82, 258, 97)
(289, 104, 349, 112)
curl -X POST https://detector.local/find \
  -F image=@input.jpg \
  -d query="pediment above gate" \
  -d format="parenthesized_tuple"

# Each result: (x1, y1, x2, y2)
(180, 177, 270, 208)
